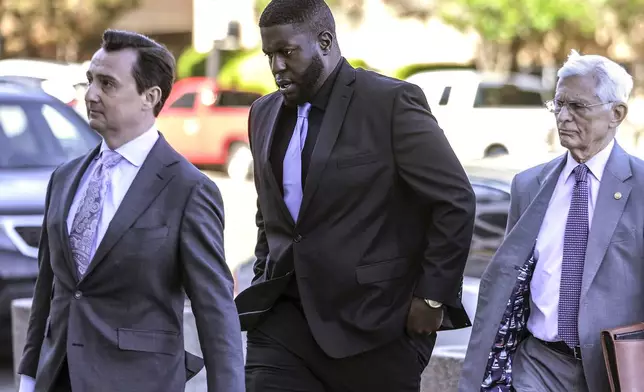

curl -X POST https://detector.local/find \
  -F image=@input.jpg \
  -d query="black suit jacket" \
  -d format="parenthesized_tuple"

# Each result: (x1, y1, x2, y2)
(236, 61, 476, 358)
(18, 135, 244, 392)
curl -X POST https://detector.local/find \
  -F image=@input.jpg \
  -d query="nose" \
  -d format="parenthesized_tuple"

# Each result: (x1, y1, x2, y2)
(85, 81, 99, 104)
(556, 104, 573, 123)
(270, 55, 286, 75)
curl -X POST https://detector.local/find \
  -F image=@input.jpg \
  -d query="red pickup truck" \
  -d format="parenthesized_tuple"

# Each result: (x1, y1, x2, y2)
(157, 77, 262, 180)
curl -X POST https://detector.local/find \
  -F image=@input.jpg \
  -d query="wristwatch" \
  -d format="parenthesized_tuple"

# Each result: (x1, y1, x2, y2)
(424, 299, 443, 308)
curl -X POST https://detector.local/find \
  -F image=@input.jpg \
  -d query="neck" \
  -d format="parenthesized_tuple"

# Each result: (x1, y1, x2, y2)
(569, 137, 613, 163)
(311, 56, 342, 97)
(101, 119, 154, 150)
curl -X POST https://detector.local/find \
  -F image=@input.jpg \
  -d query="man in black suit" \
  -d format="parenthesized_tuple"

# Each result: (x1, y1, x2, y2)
(235, 1, 477, 391)
(17, 30, 244, 392)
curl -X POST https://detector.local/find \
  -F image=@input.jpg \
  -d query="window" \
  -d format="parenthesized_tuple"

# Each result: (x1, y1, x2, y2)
(438, 86, 451, 105)
(216, 91, 261, 107)
(0, 101, 97, 168)
(170, 92, 196, 109)
(474, 84, 544, 108)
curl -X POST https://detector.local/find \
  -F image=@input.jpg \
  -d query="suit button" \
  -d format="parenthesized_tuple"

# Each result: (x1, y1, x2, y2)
(293, 234, 302, 243)
(74, 291, 82, 299)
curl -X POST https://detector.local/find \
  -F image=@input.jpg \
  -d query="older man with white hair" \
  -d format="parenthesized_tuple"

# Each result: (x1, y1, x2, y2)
(458, 50, 644, 392)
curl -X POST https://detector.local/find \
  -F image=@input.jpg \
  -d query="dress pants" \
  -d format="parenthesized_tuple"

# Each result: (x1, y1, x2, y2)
(513, 336, 588, 392)
(245, 298, 436, 392)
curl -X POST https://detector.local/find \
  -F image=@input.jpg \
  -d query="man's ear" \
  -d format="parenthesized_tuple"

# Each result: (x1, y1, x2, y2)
(142, 86, 162, 111)
(318, 31, 333, 54)
(611, 102, 628, 127)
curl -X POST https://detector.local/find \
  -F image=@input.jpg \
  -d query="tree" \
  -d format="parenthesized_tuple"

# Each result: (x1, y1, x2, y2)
(434, 0, 601, 71)
(0, 0, 140, 60)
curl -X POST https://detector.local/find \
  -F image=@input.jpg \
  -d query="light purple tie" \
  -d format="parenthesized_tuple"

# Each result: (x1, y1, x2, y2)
(69, 150, 123, 277)
(558, 163, 589, 348)
(283, 103, 311, 221)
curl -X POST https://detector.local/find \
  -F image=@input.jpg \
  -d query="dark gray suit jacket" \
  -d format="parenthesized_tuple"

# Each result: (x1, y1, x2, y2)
(236, 61, 476, 358)
(18, 134, 244, 392)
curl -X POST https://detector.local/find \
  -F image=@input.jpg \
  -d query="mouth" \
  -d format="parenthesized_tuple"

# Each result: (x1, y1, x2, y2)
(275, 79, 296, 94)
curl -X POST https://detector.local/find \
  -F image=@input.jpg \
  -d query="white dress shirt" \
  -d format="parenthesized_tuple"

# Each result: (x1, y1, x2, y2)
(19, 126, 158, 392)
(528, 139, 615, 342)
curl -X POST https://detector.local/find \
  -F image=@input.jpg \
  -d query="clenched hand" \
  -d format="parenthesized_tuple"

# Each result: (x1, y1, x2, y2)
(406, 297, 443, 336)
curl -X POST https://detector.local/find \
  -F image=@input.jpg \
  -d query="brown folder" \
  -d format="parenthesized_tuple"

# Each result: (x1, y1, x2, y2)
(601, 322, 644, 392)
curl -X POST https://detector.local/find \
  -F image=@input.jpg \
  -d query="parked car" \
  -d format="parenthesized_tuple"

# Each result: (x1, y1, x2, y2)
(405, 70, 556, 163)
(0, 83, 100, 357)
(232, 164, 518, 352)
(157, 77, 261, 181)
(0, 58, 89, 119)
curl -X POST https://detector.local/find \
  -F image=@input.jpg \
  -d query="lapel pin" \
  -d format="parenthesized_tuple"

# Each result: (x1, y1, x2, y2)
(614, 192, 622, 200)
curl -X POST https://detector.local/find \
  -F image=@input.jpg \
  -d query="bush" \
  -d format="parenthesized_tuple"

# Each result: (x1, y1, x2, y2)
(217, 49, 275, 95)
(176, 47, 208, 79)
(393, 62, 476, 81)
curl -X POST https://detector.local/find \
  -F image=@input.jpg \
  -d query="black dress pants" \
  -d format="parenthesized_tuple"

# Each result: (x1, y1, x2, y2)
(245, 299, 435, 392)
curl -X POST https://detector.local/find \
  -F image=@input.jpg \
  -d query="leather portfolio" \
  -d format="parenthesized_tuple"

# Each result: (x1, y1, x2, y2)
(601, 322, 644, 392)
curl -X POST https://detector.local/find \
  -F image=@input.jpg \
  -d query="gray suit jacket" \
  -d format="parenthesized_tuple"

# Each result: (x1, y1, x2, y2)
(459, 142, 644, 392)
(17, 135, 244, 392)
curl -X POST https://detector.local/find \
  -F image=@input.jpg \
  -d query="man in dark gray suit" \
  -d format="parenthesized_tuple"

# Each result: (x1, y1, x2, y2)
(460, 50, 644, 392)
(16, 29, 244, 392)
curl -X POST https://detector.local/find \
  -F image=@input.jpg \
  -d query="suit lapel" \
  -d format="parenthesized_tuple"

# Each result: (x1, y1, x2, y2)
(60, 145, 101, 281)
(581, 143, 631, 301)
(79, 136, 178, 282)
(298, 63, 355, 222)
(260, 94, 297, 226)
(503, 156, 565, 269)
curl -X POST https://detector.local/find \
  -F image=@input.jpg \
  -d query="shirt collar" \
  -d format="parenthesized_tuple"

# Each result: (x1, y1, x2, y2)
(99, 124, 159, 167)
(562, 138, 615, 182)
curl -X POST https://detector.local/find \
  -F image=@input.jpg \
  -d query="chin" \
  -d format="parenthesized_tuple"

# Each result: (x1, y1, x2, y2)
(88, 119, 106, 134)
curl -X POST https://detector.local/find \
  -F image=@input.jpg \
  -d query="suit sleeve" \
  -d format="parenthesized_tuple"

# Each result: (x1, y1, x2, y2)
(392, 83, 476, 307)
(247, 103, 269, 284)
(179, 179, 244, 392)
(18, 168, 57, 377)
(505, 175, 520, 237)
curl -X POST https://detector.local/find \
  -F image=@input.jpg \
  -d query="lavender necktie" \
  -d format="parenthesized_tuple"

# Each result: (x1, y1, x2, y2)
(69, 150, 123, 277)
(558, 163, 589, 348)
(283, 103, 312, 221)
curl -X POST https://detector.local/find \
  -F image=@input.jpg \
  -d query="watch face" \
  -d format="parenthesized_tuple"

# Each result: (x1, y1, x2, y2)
(426, 300, 442, 308)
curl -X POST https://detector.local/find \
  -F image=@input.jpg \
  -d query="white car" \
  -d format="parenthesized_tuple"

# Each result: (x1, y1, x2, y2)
(405, 70, 557, 163)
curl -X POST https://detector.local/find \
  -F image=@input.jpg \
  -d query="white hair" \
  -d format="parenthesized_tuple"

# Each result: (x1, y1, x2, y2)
(557, 49, 633, 103)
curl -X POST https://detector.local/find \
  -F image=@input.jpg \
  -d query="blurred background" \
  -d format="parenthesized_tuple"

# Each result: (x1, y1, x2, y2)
(2, 0, 644, 389)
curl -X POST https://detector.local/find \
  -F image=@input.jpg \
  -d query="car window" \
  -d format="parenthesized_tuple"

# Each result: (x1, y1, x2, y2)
(474, 83, 544, 108)
(464, 184, 510, 279)
(170, 92, 196, 109)
(216, 91, 261, 107)
(0, 101, 97, 168)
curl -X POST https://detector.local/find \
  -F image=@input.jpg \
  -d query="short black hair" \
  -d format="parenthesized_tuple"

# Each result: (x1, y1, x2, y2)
(101, 29, 175, 116)
(259, 0, 336, 36)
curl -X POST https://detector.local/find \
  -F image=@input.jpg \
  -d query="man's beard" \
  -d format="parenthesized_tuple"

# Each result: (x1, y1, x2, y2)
(286, 54, 324, 105)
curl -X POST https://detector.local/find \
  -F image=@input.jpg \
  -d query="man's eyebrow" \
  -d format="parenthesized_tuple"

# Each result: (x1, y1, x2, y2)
(87, 71, 118, 82)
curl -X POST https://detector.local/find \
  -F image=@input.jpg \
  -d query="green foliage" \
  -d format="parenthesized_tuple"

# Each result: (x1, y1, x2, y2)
(217, 49, 275, 95)
(393, 63, 475, 80)
(176, 47, 208, 79)
(437, 0, 600, 42)
(346, 58, 375, 71)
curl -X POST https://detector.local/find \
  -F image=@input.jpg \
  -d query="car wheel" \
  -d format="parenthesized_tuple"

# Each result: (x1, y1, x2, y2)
(226, 143, 253, 181)
(484, 144, 509, 158)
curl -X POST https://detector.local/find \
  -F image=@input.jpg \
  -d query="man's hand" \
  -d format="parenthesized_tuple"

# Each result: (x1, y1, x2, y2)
(406, 297, 443, 336)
